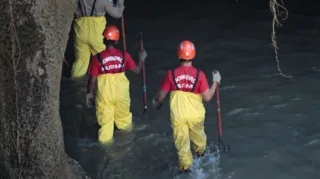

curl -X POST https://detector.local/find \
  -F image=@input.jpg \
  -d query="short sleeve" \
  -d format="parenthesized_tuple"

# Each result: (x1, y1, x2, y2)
(160, 71, 171, 92)
(87, 56, 99, 77)
(124, 52, 136, 70)
(198, 71, 209, 93)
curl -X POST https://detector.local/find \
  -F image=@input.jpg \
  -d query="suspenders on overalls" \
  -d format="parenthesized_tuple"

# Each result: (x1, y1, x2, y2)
(96, 53, 125, 73)
(77, 0, 97, 17)
(171, 68, 201, 92)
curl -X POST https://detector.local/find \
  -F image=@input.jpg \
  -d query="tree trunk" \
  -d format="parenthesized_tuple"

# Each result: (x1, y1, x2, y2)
(0, 0, 88, 178)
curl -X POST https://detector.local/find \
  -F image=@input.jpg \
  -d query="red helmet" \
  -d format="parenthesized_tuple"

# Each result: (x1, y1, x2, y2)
(103, 25, 120, 40)
(177, 40, 196, 60)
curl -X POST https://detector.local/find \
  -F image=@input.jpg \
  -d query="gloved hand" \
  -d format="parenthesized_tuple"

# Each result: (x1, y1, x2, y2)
(152, 98, 163, 110)
(212, 70, 221, 84)
(139, 49, 147, 61)
(86, 93, 95, 108)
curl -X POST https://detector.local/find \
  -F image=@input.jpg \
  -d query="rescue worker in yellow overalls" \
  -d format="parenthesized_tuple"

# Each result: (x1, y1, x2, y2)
(72, 0, 125, 80)
(152, 40, 222, 173)
(86, 25, 147, 144)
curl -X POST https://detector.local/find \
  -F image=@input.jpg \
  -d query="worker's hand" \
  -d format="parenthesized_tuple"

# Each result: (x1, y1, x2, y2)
(152, 98, 163, 110)
(139, 49, 147, 61)
(86, 93, 95, 108)
(212, 70, 221, 84)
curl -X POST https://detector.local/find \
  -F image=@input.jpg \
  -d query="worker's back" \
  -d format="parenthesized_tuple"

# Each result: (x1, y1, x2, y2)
(76, 0, 108, 17)
(168, 66, 207, 94)
(89, 48, 135, 103)
(161, 66, 208, 126)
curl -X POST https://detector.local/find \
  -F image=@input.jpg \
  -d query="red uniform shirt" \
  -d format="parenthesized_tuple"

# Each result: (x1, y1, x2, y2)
(160, 66, 209, 94)
(88, 48, 136, 76)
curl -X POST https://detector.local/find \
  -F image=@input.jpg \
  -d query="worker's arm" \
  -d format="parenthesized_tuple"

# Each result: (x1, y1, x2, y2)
(201, 70, 221, 102)
(152, 90, 168, 109)
(130, 50, 147, 74)
(130, 60, 144, 74)
(105, 0, 125, 19)
(85, 75, 97, 108)
(152, 72, 170, 110)
(201, 82, 218, 102)
(86, 58, 100, 108)
(87, 76, 97, 95)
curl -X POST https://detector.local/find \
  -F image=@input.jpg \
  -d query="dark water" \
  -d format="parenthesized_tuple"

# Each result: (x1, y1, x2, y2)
(60, 2, 320, 179)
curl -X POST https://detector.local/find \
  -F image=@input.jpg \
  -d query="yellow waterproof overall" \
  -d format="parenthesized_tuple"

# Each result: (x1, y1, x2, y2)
(71, 16, 107, 79)
(95, 56, 133, 144)
(170, 69, 207, 171)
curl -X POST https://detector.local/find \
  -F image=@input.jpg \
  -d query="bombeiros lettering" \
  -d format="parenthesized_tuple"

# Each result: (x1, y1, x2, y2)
(100, 56, 123, 71)
(102, 56, 122, 64)
(175, 75, 195, 83)
(175, 75, 196, 89)
(101, 64, 124, 71)
(177, 83, 193, 89)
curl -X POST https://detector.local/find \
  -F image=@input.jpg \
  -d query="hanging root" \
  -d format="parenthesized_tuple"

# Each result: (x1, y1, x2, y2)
(8, 0, 22, 177)
(269, 0, 294, 80)
(60, 47, 69, 67)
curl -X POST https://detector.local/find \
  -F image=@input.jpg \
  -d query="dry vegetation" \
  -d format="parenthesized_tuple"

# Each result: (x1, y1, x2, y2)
(269, 0, 294, 80)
